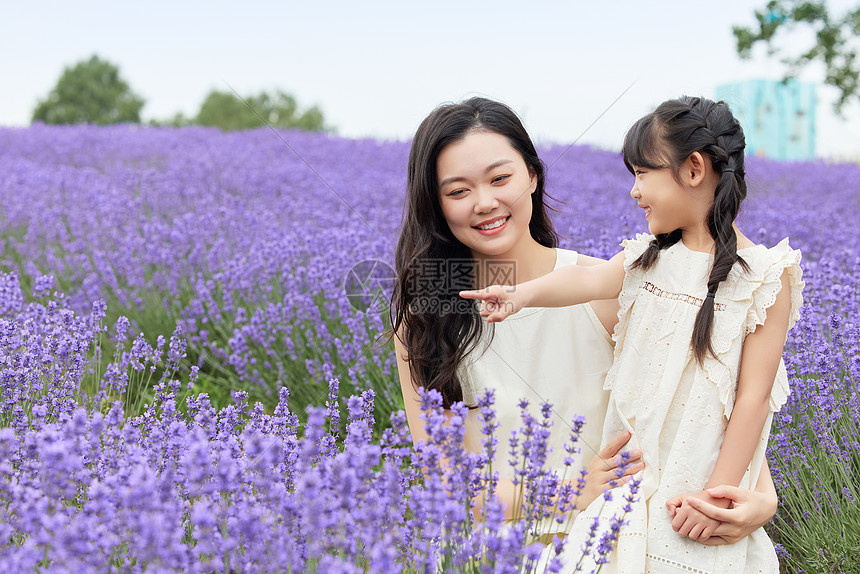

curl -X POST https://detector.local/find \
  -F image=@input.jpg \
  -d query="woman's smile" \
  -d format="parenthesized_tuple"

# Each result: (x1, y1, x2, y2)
(474, 215, 510, 234)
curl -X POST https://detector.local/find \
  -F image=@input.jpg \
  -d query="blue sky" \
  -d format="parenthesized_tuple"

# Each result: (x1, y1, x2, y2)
(2, 0, 858, 158)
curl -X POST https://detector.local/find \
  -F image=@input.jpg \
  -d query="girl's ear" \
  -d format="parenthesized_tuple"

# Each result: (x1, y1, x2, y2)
(685, 151, 708, 187)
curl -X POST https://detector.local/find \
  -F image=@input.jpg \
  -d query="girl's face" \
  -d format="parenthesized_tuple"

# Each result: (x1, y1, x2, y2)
(629, 156, 711, 236)
(436, 130, 537, 259)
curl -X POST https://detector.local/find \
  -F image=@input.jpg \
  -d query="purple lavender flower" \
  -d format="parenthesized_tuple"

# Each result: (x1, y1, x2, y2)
(0, 124, 857, 571)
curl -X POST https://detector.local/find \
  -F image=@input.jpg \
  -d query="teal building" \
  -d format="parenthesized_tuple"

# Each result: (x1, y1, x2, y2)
(715, 79, 816, 160)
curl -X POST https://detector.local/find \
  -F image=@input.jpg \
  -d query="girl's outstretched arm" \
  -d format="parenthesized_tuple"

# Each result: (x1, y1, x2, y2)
(670, 271, 792, 541)
(460, 251, 626, 322)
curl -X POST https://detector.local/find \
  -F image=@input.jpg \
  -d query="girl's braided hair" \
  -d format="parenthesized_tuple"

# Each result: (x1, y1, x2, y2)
(623, 96, 749, 364)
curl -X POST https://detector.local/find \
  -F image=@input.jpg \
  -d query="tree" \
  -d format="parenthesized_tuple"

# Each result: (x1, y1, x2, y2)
(733, 1, 860, 113)
(148, 112, 191, 128)
(194, 89, 328, 132)
(32, 55, 145, 125)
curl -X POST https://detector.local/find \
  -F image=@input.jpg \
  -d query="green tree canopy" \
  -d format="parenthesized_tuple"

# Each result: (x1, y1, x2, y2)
(32, 55, 145, 125)
(734, 1, 860, 112)
(194, 89, 327, 132)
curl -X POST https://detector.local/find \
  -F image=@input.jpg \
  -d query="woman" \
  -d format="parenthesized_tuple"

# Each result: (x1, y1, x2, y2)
(390, 97, 777, 544)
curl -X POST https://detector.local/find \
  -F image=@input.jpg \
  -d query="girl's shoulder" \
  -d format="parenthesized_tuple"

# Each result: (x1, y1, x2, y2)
(735, 237, 801, 276)
(726, 237, 804, 334)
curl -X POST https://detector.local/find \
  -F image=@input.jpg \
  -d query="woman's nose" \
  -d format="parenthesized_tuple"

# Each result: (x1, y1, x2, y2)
(474, 187, 499, 213)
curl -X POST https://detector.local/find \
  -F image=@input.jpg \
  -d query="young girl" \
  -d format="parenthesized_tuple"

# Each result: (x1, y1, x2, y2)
(395, 96, 783, 556)
(461, 96, 803, 571)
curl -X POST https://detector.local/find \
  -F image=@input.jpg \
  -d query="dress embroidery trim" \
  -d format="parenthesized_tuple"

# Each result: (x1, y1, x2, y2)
(639, 281, 727, 312)
(645, 553, 711, 573)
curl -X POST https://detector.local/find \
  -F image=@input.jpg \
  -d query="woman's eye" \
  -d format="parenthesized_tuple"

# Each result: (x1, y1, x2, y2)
(492, 175, 510, 184)
(448, 189, 466, 196)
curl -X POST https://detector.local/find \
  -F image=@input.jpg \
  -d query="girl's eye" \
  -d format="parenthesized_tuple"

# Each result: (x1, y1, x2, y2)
(634, 169, 645, 176)
(492, 175, 510, 184)
(448, 189, 466, 197)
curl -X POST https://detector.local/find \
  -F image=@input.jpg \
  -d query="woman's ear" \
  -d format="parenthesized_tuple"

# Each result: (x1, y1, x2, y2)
(529, 169, 538, 194)
(685, 151, 708, 187)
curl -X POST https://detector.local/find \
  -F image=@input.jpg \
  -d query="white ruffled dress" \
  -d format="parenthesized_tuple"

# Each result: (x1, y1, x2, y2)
(562, 234, 803, 573)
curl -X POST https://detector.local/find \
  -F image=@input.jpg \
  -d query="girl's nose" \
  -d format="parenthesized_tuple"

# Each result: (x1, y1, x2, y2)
(474, 187, 499, 213)
(630, 184, 641, 199)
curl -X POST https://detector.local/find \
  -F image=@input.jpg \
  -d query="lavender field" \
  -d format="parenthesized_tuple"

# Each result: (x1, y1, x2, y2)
(0, 125, 858, 572)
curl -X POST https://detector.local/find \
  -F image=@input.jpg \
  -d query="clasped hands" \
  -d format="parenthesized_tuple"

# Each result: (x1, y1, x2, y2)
(666, 490, 731, 543)
(666, 485, 765, 545)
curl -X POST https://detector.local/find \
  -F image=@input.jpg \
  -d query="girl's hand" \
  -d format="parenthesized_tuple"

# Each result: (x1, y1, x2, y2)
(577, 431, 644, 509)
(668, 484, 777, 545)
(666, 490, 729, 541)
(459, 285, 524, 322)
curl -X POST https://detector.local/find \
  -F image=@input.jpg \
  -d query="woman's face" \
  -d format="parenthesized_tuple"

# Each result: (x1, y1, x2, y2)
(436, 130, 537, 259)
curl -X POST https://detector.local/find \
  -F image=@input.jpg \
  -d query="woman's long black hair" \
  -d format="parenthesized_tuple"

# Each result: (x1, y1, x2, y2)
(390, 97, 558, 408)
(623, 96, 749, 364)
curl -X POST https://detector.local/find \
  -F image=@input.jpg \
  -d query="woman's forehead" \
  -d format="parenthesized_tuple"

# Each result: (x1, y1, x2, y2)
(437, 132, 521, 173)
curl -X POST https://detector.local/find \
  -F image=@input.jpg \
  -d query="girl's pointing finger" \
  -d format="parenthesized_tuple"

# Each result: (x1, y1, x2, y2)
(459, 290, 482, 299)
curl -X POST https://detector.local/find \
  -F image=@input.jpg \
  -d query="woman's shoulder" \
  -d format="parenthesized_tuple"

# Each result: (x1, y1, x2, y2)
(546, 248, 616, 341)
(554, 247, 618, 268)
(553, 247, 580, 268)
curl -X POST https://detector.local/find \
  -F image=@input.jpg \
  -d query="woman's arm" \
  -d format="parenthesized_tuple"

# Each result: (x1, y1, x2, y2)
(460, 251, 626, 323)
(393, 331, 433, 446)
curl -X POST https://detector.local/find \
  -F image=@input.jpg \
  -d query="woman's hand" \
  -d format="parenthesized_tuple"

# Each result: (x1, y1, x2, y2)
(576, 431, 644, 509)
(666, 484, 778, 545)
(460, 285, 525, 323)
(665, 490, 729, 541)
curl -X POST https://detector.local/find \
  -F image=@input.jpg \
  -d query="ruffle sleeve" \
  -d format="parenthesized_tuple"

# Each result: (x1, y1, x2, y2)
(703, 238, 804, 417)
(620, 233, 656, 272)
(742, 238, 804, 337)
(614, 233, 655, 337)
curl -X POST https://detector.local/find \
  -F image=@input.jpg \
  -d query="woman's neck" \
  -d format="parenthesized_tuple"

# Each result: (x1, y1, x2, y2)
(470, 239, 556, 289)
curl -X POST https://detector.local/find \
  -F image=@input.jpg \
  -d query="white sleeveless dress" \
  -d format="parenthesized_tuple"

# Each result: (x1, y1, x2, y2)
(561, 235, 804, 573)
(459, 248, 615, 533)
